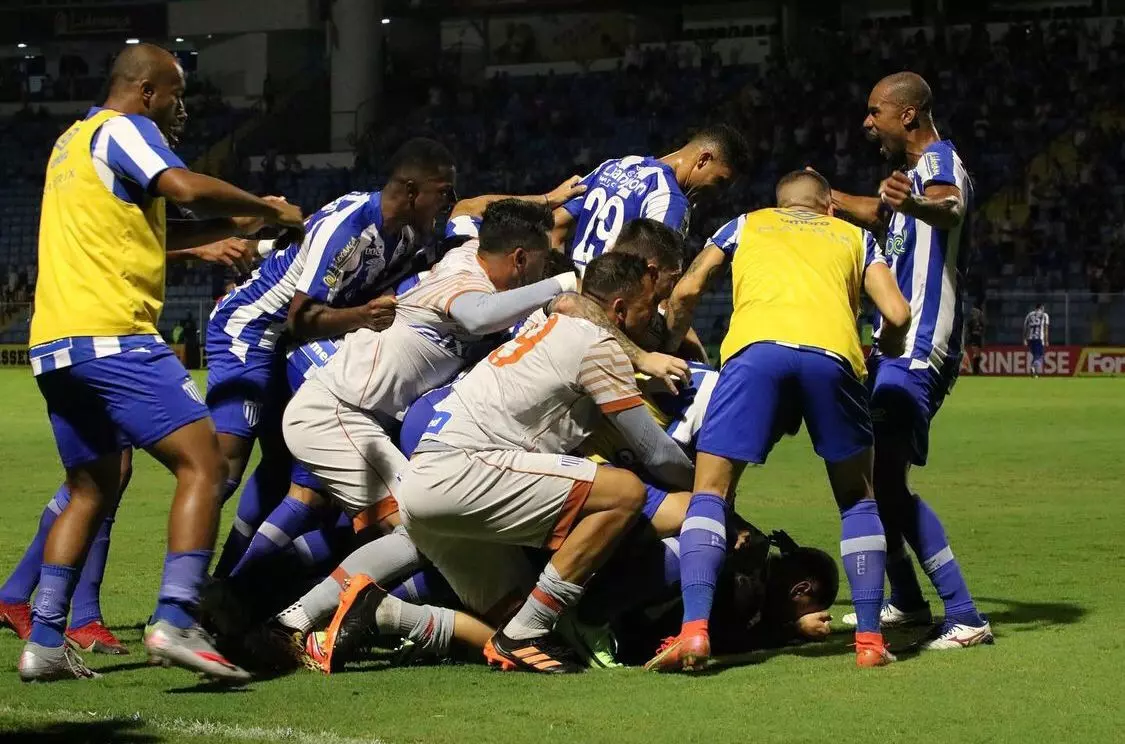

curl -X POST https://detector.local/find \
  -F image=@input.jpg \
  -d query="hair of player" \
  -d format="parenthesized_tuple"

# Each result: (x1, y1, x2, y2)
(613, 218, 685, 272)
(691, 123, 752, 174)
(791, 547, 840, 608)
(477, 198, 552, 256)
(107, 43, 179, 94)
(878, 71, 934, 118)
(387, 137, 456, 181)
(543, 249, 579, 278)
(1036, 302, 1044, 310)
(775, 169, 831, 209)
(582, 252, 650, 303)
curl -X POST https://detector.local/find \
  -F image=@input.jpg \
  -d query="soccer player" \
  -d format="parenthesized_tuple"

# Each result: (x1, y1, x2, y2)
(645, 169, 912, 672)
(830, 72, 993, 648)
(393, 252, 695, 673)
(966, 305, 985, 374)
(1024, 303, 1049, 377)
(553, 125, 750, 272)
(19, 43, 304, 683)
(209, 162, 586, 577)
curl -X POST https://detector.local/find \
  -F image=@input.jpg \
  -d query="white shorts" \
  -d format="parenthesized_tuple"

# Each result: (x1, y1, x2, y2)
(398, 448, 597, 549)
(282, 377, 406, 519)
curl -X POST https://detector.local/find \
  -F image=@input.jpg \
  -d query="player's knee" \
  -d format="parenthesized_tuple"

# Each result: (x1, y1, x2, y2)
(614, 470, 646, 518)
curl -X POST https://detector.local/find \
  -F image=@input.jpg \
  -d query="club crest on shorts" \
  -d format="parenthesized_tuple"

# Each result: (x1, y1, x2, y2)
(181, 379, 205, 405)
(243, 400, 262, 428)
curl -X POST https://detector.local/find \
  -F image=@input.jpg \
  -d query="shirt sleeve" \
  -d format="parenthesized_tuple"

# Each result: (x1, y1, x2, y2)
(560, 163, 605, 218)
(643, 182, 693, 235)
(863, 229, 886, 269)
(295, 201, 371, 303)
(705, 214, 746, 258)
(92, 115, 186, 193)
(444, 215, 481, 240)
(915, 142, 960, 189)
(577, 335, 644, 414)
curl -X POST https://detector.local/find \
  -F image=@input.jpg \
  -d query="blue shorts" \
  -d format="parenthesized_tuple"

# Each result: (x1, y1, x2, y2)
(36, 343, 209, 469)
(697, 343, 872, 465)
(205, 340, 287, 440)
(867, 356, 949, 467)
(398, 383, 455, 459)
(1028, 339, 1044, 360)
(642, 484, 669, 521)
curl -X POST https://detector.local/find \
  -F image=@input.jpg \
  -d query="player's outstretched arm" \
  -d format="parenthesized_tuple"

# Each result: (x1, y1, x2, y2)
(155, 167, 303, 227)
(288, 291, 396, 342)
(607, 406, 695, 493)
(451, 175, 587, 220)
(448, 273, 577, 336)
(864, 262, 911, 357)
(548, 292, 689, 392)
(663, 244, 727, 354)
(879, 172, 964, 230)
(829, 188, 886, 233)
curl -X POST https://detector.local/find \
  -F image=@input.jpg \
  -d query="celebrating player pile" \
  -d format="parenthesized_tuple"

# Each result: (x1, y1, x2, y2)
(2, 42, 993, 687)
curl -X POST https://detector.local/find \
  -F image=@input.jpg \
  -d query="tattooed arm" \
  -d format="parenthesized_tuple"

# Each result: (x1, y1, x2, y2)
(548, 292, 689, 392)
(663, 244, 728, 354)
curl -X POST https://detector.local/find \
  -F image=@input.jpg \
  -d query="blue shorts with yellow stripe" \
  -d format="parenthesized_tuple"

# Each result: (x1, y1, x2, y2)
(697, 342, 872, 465)
(32, 337, 210, 468)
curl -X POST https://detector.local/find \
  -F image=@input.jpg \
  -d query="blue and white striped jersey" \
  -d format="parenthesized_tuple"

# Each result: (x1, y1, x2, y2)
(1024, 309, 1049, 342)
(871, 140, 973, 373)
(562, 156, 690, 270)
(208, 191, 417, 356)
(285, 337, 340, 394)
(87, 107, 186, 205)
(704, 214, 747, 258)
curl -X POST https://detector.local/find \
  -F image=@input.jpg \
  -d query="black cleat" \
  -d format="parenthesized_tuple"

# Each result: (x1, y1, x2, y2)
(483, 630, 584, 674)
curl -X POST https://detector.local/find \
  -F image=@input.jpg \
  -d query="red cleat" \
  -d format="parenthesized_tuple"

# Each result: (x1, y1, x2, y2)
(855, 631, 895, 668)
(643, 622, 711, 673)
(0, 600, 32, 640)
(66, 620, 129, 655)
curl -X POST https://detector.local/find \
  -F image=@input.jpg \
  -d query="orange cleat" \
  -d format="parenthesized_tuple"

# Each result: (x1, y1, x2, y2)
(313, 573, 384, 674)
(643, 626, 711, 673)
(855, 631, 896, 668)
(66, 620, 128, 655)
(0, 600, 32, 640)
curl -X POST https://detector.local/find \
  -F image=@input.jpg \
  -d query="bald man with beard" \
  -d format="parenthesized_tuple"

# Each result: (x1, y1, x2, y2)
(829, 72, 993, 651)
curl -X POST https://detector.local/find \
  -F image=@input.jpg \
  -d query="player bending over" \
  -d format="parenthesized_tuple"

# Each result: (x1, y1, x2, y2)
(645, 169, 912, 673)
(553, 125, 749, 273)
(20, 43, 303, 683)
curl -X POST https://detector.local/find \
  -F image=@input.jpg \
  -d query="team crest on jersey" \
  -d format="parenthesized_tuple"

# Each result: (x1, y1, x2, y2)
(243, 401, 262, 428)
(181, 379, 205, 405)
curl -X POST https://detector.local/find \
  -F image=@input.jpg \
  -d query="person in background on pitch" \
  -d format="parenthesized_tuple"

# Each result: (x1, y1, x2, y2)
(1024, 303, 1049, 378)
(966, 305, 985, 375)
(19, 42, 303, 683)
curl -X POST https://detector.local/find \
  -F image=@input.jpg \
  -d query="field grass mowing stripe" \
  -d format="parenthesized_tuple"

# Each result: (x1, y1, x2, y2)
(0, 705, 388, 744)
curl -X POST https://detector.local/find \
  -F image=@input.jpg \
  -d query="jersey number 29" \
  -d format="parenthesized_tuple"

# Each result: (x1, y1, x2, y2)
(572, 187, 625, 266)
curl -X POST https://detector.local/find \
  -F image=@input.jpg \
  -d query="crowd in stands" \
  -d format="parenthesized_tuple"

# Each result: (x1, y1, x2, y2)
(2, 16, 1124, 344)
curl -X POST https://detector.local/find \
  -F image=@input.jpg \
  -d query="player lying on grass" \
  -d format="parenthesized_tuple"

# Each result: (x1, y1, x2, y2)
(645, 169, 912, 673)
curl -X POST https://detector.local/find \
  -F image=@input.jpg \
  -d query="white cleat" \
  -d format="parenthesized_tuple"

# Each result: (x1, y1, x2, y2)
(918, 619, 995, 650)
(19, 641, 100, 682)
(841, 602, 933, 629)
(144, 620, 251, 684)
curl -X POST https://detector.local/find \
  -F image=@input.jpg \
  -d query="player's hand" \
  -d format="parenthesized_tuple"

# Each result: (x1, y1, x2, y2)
(357, 296, 397, 332)
(192, 238, 256, 273)
(795, 611, 832, 640)
(877, 330, 907, 359)
(879, 171, 916, 214)
(638, 351, 690, 393)
(543, 175, 586, 209)
(269, 198, 305, 229)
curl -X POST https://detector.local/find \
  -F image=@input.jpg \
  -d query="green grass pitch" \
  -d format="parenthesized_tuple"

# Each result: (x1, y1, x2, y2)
(1, 369, 1124, 743)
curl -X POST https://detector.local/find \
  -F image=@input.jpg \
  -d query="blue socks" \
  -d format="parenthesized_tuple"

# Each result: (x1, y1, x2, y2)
(678, 492, 728, 633)
(70, 506, 116, 630)
(839, 499, 888, 635)
(152, 550, 212, 630)
(902, 494, 982, 625)
(0, 485, 68, 605)
(230, 496, 319, 577)
(29, 564, 79, 648)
